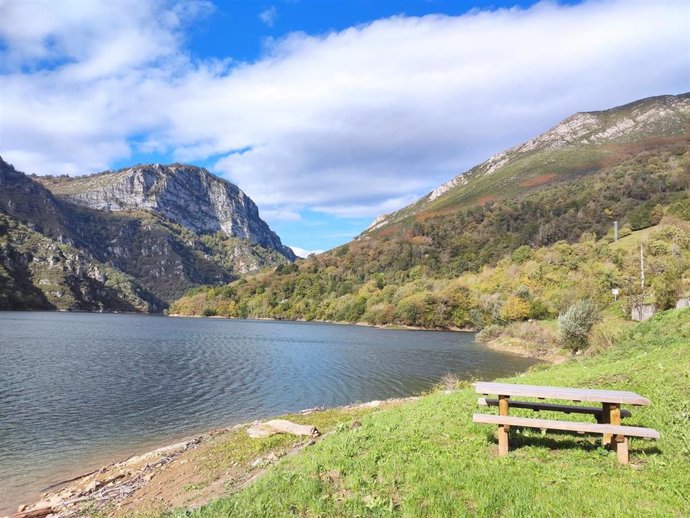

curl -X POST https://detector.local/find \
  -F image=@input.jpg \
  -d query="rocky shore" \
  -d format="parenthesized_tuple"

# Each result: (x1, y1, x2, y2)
(6, 398, 416, 518)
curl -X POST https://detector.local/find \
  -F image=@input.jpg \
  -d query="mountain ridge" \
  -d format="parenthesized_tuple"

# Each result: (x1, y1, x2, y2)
(366, 92, 690, 233)
(36, 163, 295, 258)
(0, 159, 295, 310)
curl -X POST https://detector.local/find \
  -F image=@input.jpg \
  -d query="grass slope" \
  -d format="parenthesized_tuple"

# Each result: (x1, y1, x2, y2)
(180, 309, 689, 517)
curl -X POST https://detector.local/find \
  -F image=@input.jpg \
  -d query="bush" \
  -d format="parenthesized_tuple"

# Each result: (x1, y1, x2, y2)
(511, 245, 532, 264)
(202, 307, 217, 317)
(558, 300, 601, 351)
(667, 199, 690, 221)
(476, 324, 503, 344)
(500, 295, 531, 321)
(529, 299, 551, 320)
(588, 321, 624, 354)
(504, 320, 558, 351)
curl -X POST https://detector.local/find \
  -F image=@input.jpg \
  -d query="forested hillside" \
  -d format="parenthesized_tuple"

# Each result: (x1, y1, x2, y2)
(172, 93, 690, 328)
(171, 218, 689, 329)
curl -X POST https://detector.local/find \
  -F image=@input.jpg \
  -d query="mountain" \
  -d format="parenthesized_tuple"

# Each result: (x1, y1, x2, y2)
(171, 93, 690, 327)
(366, 93, 690, 233)
(36, 164, 293, 256)
(0, 160, 295, 311)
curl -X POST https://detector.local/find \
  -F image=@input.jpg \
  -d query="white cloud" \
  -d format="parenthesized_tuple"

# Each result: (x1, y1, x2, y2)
(0, 0, 688, 221)
(259, 6, 278, 28)
(289, 246, 324, 258)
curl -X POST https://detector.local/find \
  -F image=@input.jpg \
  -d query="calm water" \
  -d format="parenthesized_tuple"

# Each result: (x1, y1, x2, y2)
(0, 312, 537, 511)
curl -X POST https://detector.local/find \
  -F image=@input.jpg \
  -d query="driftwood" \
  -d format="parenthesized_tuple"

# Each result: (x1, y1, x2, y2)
(11, 508, 54, 518)
(299, 405, 326, 415)
(247, 419, 320, 439)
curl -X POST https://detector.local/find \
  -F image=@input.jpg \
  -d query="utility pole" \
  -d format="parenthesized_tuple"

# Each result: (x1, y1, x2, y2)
(640, 244, 645, 291)
(614, 221, 618, 242)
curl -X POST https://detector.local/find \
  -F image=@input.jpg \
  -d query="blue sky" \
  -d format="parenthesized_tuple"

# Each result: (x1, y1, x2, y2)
(188, 1, 561, 63)
(0, 1, 688, 255)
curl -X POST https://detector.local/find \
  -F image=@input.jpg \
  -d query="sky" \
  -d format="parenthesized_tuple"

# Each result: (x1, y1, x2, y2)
(0, 1, 688, 256)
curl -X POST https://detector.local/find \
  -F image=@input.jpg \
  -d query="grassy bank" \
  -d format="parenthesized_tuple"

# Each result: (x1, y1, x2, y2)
(175, 308, 689, 517)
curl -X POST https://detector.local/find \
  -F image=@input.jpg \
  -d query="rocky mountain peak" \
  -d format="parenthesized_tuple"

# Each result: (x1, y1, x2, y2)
(40, 163, 296, 260)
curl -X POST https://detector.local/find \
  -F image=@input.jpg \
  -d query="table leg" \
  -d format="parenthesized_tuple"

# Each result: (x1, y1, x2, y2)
(498, 395, 510, 456)
(615, 435, 629, 465)
(609, 404, 622, 457)
(601, 403, 611, 446)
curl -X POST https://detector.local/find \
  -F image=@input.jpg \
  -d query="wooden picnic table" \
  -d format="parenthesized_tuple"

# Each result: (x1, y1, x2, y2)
(473, 382, 658, 464)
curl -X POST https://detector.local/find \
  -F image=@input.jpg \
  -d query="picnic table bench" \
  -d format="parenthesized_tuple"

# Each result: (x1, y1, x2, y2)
(472, 382, 660, 464)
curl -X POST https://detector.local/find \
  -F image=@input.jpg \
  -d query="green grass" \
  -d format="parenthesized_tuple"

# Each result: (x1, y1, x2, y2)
(174, 309, 689, 517)
(200, 406, 383, 479)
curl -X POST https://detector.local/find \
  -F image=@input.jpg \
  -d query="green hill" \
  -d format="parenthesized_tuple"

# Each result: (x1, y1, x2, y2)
(366, 93, 690, 232)
(171, 219, 689, 333)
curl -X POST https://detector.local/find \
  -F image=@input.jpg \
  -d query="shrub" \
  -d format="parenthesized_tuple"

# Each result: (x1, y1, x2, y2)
(511, 245, 532, 264)
(667, 199, 690, 221)
(588, 321, 624, 354)
(529, 299, 551, 320)
(558, 299, 601, 351)
(514, 285, 531, 300)
(649, 204, 665, 225)
(652, 273, 678, 310)
(505, 320, 558, 351)
(500, 295, 531, 321)
(476, 324, 503, 343)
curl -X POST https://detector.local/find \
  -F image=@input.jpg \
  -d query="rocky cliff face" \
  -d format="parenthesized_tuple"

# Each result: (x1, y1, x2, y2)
(40, 164, 295, 259)
(0, 159, 295, 311)
(0, 213, 162, 311)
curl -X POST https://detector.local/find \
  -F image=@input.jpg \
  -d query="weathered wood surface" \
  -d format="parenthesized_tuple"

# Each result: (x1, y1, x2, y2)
(11, 507, 54, 518)
(477, 398, 632, 418)
(247, 419, 320, 439)
(615, 434, 630, 465)
(472, 414, 660, 439)
(474, 382, 651, 405)
(497, 395, 510, 455)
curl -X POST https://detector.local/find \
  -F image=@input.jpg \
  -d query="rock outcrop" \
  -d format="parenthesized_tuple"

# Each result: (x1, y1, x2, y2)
(0, 159, 295, 310)
(40, 164, 295, 259)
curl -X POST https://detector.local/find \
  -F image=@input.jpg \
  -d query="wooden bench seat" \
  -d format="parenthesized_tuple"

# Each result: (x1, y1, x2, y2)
(473, 413, 659, 464)
(477, 397, 632, 420)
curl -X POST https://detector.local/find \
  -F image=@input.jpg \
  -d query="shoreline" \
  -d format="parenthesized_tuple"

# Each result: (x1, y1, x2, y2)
(168, 312, 476, 334)
(169, 313, 560, 362)
(7, 397, 420, 518)
(479, 337, 567, 364)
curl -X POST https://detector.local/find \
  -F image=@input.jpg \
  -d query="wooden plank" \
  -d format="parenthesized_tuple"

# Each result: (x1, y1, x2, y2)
(11, 508, 54, 518)
(474, 382, 651, 405)
(477, 398, 632, 418)
(472, 414, 660, 439)
(498, 395, 509, 455)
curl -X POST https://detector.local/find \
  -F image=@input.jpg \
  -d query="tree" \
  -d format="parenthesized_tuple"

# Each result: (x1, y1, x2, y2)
(500, 295, 531, 322)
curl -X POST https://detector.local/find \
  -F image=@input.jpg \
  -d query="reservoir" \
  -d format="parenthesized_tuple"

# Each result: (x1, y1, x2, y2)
(0, 312, 537, 511)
